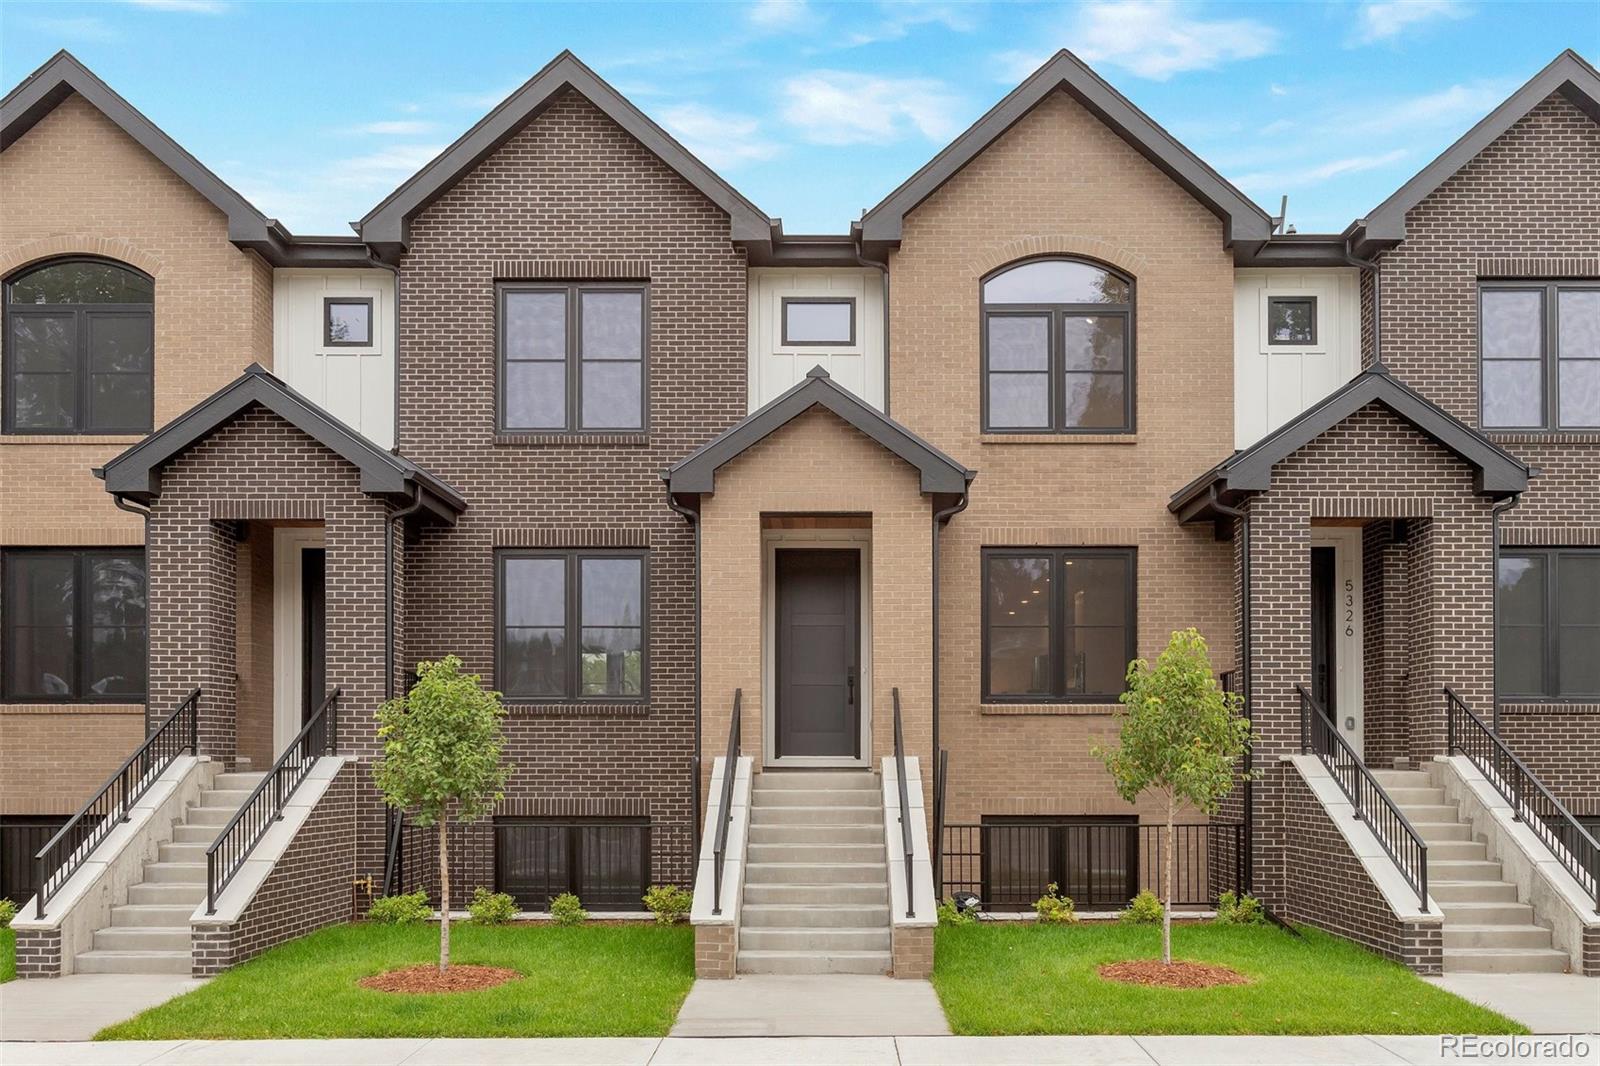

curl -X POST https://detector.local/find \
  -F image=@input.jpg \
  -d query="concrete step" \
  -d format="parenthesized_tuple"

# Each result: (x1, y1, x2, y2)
(158, 840, 210, 863)
(1371, 770, 1432, 788)
(142, 861, 207, 884)
(74, 950, 192, 975)
(172, 824, 220, 845)
(747, 823, 884, 845)
(754, 789, 882, 808)
(1439, 900, 1535, 925)
(739, 903, 891, 928)
(743, 882, 889, 905)
(1398, 804, 1462, 823)
(1386, 787, 1447, 805)
(1443, 924, 1553, 951)
(93, 926, 192, 952)
(1414, 821, 1475, 843)
(1443, 948, 1569, 974)
(745, 862, 887, 886)
(128, 881, 206, 906)
(746, 843, 886, 865)
(198, 788, 255, 809)
(1427, 859, 1503, 880)
(738, 927, 891, 952)
(754, 772, 878, 791)
(110, 903, 195, 928)
(1425, 840, 1488, 861)
(750, 806, 883, 826)
(182, 806, 235, 826)
(737, 949, 892, 975)
(213, 772, 267, 791)
(1429, 880, 1520, 903)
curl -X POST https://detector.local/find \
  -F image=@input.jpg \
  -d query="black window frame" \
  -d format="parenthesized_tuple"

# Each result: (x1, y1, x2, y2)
(980, 546, 1137, 704)
(3, 257, 155, 435)
(1479, 280, 1600, 432)
(781, 296, 857, 347)
(1497, 547, 1600, 702)
(979, 815, 1139, 910)
(494, 816, 652, 911)
(2, 547, 147, 704)
(495, 548, 649, 705)
(1266, 295, 1318, 346)
(323, 296, 374, 347)
(495, 281, 649, 435)
(979, 256, 1136, 435)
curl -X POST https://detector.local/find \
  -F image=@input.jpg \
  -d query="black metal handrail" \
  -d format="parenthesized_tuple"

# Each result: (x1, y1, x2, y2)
(711, 688, 741, 916)
(1446, 686, 1599, 908)
(1298, 684, 1428, 910)
(892, 688, 914, 919)
(206, 688, 339, 914)
(33, 688, 201, 919)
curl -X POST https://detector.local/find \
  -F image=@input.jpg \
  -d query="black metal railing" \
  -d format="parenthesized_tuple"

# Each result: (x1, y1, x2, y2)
(33, 688, 200, 919)
(206, 688, 339, 914)
(1299, 684, 1428, 910)
(711, 688, 741, 916)
(932, 748, 949, 886)
(1446, 686, 1599, 908)
(940, 821, 1244, 909)
(891, 688, 915, 919)
(382, 808, 407, 897)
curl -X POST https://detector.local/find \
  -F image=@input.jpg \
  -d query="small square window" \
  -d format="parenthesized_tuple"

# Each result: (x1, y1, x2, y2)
(1267, 296, 1316, 345)
(782, 298, 855, 346)
(325, 298, 373, 346)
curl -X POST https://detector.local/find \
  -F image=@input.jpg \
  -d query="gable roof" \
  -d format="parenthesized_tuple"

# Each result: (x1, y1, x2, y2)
(1169, 366, 1528, 523)
(98, 364, 466, 521)
(858, 49, 1272, 251)
(666, 367, 974, 497)
(359, 50, 771, 258)
(1350, 49, 1600, 253)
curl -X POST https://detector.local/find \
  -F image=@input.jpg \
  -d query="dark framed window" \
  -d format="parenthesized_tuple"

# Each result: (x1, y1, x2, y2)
(324, 297, 373, 346)
(982, 547, 1136, 703)
(980, 816, 1138, 910)
(1480, 282, 1600, 430)
(3, 258, 154, 434)
(2, 549, 146, 702)
(495, 817, 650, 910)
(497, 282, 646, 433)
(497, 549, 646, 702)
(980, 257, 1133, 433)
(1267, 295, 1317, 345)
(1498, 549, 1600, 700)
(781, 297, 855, 346)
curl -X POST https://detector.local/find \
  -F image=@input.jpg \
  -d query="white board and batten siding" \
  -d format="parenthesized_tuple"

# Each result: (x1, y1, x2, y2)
(1234, 268, 1360, 451)
(272, 269, 395, 449)
(748, 268, 885, 413)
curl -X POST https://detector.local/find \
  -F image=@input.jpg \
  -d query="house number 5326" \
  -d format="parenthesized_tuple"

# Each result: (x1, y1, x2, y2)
(1343, 578, 1355, 637)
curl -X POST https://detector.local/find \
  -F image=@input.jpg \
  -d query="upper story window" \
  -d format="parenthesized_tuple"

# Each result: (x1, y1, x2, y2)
(498, 283, 646, 434)
(981, 258, 1133, 434)
(324, 297, 373, 346)
(1480, 282, 1600, 431)
(1267, 295, 1317, 345)
(3, 549, 147, 703)
(3, 259, 154, 434)
(782, 297, 855, 346)
(1498, 549, 1599, 701)
(497, 549, 647, 703)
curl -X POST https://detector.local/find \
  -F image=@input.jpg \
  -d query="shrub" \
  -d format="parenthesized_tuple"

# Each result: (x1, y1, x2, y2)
(1215, 890, 1265, 925)
(643, 884, 692, 925)
(368, 891, 432, 925)
(0, 898, 16, 928)
(937, 899, 976, 927)
(549, 892, 588, 926)
(468, 887, 518, 926)
(1033, 883, 1078, 924)
(1120, 889, 1164, 924)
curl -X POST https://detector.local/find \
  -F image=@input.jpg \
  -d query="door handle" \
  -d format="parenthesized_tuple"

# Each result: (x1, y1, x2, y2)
(847, 668, 856, 706)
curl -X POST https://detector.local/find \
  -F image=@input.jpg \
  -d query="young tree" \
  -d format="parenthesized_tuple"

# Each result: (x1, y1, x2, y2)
(373, 656, 511, 972)
(1096, 628, 1251, 964)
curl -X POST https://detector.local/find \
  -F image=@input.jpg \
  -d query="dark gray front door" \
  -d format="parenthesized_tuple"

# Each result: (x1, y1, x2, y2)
(775, 549, 860, 759)
(1310, 545, 1336, 720)
(301, 547, 326, 724)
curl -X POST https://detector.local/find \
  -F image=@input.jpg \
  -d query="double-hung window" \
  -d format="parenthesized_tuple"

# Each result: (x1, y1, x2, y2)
(1480, 282, 1600, 430)
(498, 283, 646, 433)
(497, 550, 646, 702)
(2, 549, 146, 702)
(1498, 549, 1600, 700)
(982, 547, 1136, 702)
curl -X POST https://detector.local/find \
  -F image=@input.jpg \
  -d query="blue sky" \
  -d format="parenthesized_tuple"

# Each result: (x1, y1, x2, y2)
(3, 1, 1594, 236)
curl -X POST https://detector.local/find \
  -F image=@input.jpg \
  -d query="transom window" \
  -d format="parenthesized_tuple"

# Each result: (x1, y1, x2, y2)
(3, 258, 154, 434)
(1480, 282, 1600, 431)
(497, 550, 646, 702)
(982, 547, 1136, 702)
(498, 283, 646, 433)
(981, 258, 1133, 433)
(2, 549, 147, 702)
(1498, 549, 1600, 700)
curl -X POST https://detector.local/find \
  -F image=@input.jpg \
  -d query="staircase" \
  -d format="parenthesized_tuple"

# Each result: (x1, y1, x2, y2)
(75, 771, 264, 975)
(1373, 769, 1568, 973)
(738, 769, 892, 975)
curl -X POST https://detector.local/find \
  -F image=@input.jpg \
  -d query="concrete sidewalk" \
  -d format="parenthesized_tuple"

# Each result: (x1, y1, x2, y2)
(1423, 973, 1600, 1035)
(1, 1035, 1597, 1065)
(0, 975, 208, 1042)
(671, 975, 949, 1036)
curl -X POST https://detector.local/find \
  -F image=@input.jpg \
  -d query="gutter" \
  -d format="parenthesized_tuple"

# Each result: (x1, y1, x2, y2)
(930, 487, 970, 881)
(1208, 485, 1253, 894)
(664, 484, 703, 860)
(386, 484, 426, 702)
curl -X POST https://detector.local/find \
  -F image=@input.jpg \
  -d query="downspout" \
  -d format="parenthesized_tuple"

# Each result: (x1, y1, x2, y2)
(113, 493, 154, 738)
(386, 484, 425, 701)
(664, 484, 703, 861)
(930, 488, 970, 881)
(1208, 487, 1253, 894)
(1489, 492, 1522, 733)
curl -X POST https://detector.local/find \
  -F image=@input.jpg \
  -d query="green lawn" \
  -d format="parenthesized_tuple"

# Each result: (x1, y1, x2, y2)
(1, 928, 15, 983)
(934, 922, 1526, 1036)
(98, 922, 695, 1039)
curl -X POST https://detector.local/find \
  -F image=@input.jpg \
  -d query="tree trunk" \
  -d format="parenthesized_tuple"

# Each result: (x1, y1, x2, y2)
(1163, 796, 1175, 966)
(438, 817, 450, 973)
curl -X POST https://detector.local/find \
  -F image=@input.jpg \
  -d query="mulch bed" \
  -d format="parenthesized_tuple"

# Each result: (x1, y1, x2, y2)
(1097, 959, 1253, 989)
(358, 964, 521, 994)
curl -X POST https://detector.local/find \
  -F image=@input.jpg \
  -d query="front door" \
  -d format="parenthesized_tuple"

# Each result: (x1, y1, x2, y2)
(775, 549, 860, 759)
(300, 548, 326, 723)
(1310, 530, 1364, 756)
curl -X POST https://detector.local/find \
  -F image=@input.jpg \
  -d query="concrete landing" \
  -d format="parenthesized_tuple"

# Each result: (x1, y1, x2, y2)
(1424, 973, 1600, 1034)
(0, 973, 208, 1041)
(670, 975, 950, 1036)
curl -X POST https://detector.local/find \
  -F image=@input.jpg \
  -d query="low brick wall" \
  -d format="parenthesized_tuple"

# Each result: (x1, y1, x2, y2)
(13, 927, 62, 980)
(891, 924, 933, 979)
(694, 923, 735, 979)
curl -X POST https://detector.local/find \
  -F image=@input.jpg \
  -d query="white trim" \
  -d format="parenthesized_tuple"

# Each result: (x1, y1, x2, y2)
(272, 527, 324, 755)
(1311, 527, 1364, 759)
(761, 529, 872, 768)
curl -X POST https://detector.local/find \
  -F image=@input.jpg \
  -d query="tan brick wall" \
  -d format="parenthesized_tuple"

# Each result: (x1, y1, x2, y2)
(885, 89, 1237, 831)
(0, 706, 144, 814)
(234, 526, 274, 768)
(694, 922, 736, 978)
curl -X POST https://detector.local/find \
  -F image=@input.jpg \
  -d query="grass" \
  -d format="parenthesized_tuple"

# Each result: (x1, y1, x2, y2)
(97, 921, 695, 1040)
(1, 928, 14, 984)
(933, 921, 1528, 1036)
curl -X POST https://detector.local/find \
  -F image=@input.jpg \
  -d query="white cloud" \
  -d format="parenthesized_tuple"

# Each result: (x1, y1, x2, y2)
(20, 15, 120, 42)
(992, 49, 1055, 84)
(658, 103, 781, 168)
(748, 0, 811, 31)
(323, 144, 448, 191)
(781, 71, 964, 145)
(844, 2, 979, 47)
(1269, 83, 1289, 97)
(1344, 80, 1513, 135)
(348, 120, 439, 136)
(1353, 0, 1467, 44)
(1236, 148, 1409, 189)
(1068, 1, 1279, 80)
(126, 0, 229, 12)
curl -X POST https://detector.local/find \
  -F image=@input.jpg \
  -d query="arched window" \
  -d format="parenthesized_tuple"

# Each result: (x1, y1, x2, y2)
(980, 258, 1133, 433)
(3, 258, 154, 433)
